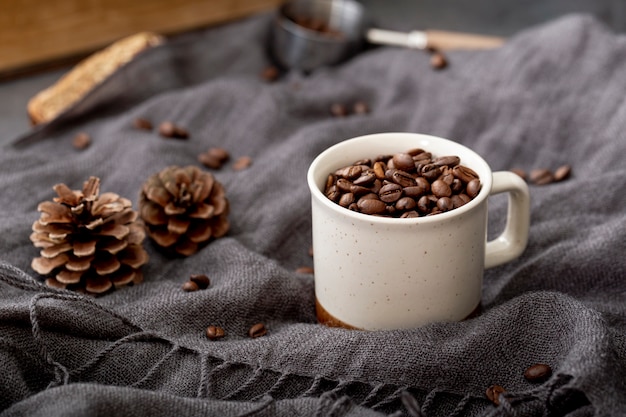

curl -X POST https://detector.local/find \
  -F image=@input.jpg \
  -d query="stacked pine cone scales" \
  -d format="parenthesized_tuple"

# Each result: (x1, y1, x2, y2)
(139, 166, 229, 256)
(30, 177, 149, 294)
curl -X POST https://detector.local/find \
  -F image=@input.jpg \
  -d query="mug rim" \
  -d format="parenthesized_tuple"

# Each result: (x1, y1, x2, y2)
(307, 132, 493, 224)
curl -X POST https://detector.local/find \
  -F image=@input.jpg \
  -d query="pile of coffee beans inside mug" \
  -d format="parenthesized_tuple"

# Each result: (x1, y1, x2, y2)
(323, 148, 481, 218)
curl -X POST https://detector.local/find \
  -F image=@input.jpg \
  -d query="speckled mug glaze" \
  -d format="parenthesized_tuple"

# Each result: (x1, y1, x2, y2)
(307, 133, 530, 330)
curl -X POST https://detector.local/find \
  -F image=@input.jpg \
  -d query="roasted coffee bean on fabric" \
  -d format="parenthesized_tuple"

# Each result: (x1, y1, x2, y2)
(323, 149, 481, 218)
(206, 325, 226, 340)
(330, 103, 349, 117)
(510, 168, 527, 181)
(261, 65, 280, 82)
(524, 363, 552, 382)
(485, 385, 506, 405)
(353, 101, 370, 115)
(72, 132, 91, 150)
(199, 147, 230, 169)
(182, 280, 199, 292)
(248, 323, 267, 338)
(232, 156, 252, 171)
(190, 274, 210, 289)
(295, 266, 314, 274)
(430, 50, 448, 69)
(553, 164, 571, 182)
(530, 168, 554, 185)
(133, 118, 153, 131)
(159, 121, 189, 139)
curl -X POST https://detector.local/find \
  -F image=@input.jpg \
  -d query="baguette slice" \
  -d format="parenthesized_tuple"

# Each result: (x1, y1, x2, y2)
(27, 31, 164, 125)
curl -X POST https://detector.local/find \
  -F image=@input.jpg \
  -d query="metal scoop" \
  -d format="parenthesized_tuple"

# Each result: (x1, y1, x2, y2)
(270, 0, 504, 71)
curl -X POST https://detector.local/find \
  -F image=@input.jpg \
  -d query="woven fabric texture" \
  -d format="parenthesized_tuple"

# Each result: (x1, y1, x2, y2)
(1, 12, 625, 417)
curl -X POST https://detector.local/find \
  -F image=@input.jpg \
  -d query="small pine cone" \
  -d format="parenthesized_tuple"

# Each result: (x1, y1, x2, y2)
(139, 166, 229, 256)
(30, 177, 149, 294)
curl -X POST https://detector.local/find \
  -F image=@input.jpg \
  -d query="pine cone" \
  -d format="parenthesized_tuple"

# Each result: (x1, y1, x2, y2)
(30, 177, 149, 294)
(139, 165, 229, 256)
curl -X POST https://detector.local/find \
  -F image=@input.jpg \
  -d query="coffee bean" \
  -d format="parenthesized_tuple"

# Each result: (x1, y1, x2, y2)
(391, 170, 417, 188)
(353, 101, 370, 115)
(206, 325, 225, 340)
(530, 168, 554, 185)
(523, 363, 552, 382)
(295, 266, 314, 274)
(339, 193, 355, 207)
(357, 198, 387, 215)
(159, 121, 189, 139)
(403, 185, 428, 198)
(261, 65, 280, 82)
(198, 153, 223, 169)
(466, 179, 481, 198)
(248, 322, 267, 338)
(452, 165, 479, 183)
(421, 165, 442, 182)
(430, 51, 448, 69)
(436, 196, 454, 212)
(133, 118, 152, 131)
(325, 185, 340, 202)
(396, 197, 416, 211)
(233, 156, 252, 171)
(353, 171, 376, 186)
(451, 194, 468, 209)
(400, 211, 419, 218)
(373, 162, 386, 179)
(207, 147, 230, 163)
(553, 165, 571, 182)
(431, 179, 452, 198)
(485, 385, 505, 405)
(510, 168, 526, 181)
(379, 183, 403, 203)
(72, 132, 91, 150)
(336, 178, 353, 193)
(190, 274, 210, 289)
(182, 280, 199, 292)
(200, 147, 230, 169)
(322, 147, 481, 218)
(433, 155, 460, 167)
(392, 153, 415, 172)
(417, 195, 432, 214)
(330, 103, 348, 117)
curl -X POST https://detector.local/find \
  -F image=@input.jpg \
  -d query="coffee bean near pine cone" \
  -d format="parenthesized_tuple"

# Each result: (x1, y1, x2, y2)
(198, 147, 230, 169)
(190, 274, 210, 289)
(182, 280, 199, 292)
(158, 121, 189, 139)
(232, 156, 252, 171)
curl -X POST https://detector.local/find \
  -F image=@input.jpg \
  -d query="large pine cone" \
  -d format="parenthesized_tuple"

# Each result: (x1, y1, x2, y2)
(139, 165, 229, 256)
(30, 177, 149, 294)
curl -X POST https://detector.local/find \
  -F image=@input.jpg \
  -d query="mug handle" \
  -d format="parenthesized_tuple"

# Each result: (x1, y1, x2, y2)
(485, 171, 531, 269)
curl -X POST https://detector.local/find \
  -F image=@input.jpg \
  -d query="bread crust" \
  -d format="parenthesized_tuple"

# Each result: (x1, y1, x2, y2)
(27, 32, 164, 125)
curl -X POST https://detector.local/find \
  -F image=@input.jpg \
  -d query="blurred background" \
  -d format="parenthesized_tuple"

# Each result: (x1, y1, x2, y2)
(0, 0, 623, 141)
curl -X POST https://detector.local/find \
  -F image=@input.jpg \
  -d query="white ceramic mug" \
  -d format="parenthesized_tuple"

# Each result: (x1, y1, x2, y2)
(307, 133, 530, 330)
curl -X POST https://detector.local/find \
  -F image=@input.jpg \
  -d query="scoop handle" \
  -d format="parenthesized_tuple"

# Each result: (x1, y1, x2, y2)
(425, 30, 504, 50)
(366, 28, 504, 51)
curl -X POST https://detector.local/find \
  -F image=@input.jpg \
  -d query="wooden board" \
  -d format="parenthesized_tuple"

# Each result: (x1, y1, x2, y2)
(0, 0, 281, 76)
